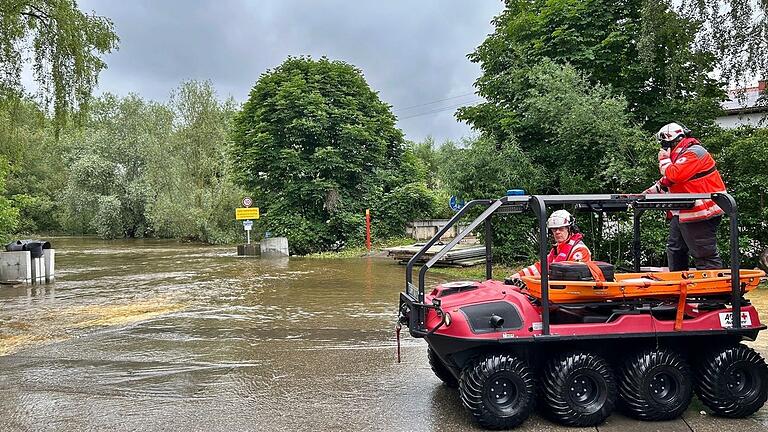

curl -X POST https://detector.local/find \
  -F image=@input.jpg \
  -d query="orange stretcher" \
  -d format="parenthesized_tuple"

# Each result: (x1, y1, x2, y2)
(521, 269, 765, 304)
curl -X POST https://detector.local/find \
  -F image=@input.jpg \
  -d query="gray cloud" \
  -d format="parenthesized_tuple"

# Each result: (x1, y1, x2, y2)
(79, 0, 503, 143)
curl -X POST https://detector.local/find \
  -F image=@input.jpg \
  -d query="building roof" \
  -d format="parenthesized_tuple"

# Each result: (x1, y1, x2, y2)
(722, 82, 767, 114)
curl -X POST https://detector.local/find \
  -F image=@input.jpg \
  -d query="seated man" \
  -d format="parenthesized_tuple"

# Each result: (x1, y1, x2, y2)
(508, 209, 591, 281)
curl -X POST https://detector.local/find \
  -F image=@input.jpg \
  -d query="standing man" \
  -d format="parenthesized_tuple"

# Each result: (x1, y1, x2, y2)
(643, 122, 727, 271)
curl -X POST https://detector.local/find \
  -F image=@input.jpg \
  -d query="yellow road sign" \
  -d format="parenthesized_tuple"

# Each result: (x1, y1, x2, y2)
(235, 207, 260, 220)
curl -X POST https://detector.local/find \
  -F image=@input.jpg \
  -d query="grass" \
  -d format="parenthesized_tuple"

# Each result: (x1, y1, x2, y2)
(429, 263, 521, 281)
(302, 236, 416, 258)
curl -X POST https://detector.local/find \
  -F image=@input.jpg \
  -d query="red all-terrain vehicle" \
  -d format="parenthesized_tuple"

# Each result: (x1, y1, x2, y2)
(398, 192, 768, 429)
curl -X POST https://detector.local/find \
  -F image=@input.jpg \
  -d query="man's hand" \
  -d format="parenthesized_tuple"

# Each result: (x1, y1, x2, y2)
(658, 149, 672, 175)
(505, 273, 527, 289)
(509, 277, 527, 289)
(643, 181, 664, 195)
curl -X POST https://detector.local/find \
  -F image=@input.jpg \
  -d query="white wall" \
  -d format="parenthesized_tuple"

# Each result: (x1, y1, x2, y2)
(715, 112, 767, 129)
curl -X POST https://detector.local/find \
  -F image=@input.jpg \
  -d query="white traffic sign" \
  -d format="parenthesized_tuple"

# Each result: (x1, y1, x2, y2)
(242, 196, 253, 208)
(243, 220, 254, 231)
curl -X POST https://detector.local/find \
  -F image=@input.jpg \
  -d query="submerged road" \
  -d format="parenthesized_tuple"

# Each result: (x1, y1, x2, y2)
(0, 238, 766, 431)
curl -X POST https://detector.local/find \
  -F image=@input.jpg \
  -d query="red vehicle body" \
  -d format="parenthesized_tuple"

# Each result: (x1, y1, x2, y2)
(399, 193, 768, 429)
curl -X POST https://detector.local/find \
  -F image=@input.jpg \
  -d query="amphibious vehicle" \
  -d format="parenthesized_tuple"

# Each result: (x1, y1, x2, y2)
(398, 192, 767, 429)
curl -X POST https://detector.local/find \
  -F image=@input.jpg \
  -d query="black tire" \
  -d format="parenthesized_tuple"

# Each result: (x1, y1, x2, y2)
(428, 347, 458, 388)
(618, 349, 693, 420)
(541, 352, 617, 426)
(696, 344, 768, 418)
(459, 354, 536, 429)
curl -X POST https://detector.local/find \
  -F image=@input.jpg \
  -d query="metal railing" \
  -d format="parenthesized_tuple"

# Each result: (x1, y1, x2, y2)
(402, 193, 741, 336)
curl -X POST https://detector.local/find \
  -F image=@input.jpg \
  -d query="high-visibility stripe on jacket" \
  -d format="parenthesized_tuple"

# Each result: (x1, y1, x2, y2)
(652, 137, 726, 223)
(515, 234, 591, 278)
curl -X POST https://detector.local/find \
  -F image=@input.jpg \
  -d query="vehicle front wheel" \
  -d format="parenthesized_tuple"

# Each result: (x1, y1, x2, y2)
(618, 349, 693, 420)
(459, 353, 535, 429)
(541, 351, 617, 426)
(696, 344, 768, 418)
(428, 347, 458, 388)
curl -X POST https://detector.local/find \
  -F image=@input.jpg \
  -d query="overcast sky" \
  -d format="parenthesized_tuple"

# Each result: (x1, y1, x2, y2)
(75, 0, 504, 144)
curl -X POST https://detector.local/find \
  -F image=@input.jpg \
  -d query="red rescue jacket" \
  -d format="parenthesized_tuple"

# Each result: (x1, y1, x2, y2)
(653, 137, 726, 223)
(515, 233, 591, 278)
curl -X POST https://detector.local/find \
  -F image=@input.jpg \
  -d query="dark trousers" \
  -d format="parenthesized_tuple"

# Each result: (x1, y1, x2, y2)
(667, 215, 722, 271)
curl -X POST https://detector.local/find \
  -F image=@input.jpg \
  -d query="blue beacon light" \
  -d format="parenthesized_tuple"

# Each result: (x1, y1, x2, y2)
(506, 189, 526, 196)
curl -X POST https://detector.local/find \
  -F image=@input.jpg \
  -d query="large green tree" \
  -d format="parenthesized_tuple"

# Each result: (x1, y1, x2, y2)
(0, 95, 63, 234)
(231, 57, 432, 254)
(60, 93, 172, 238)
(0, 0, 118, 133)
(145, 80, 243, 243)
(443, 62, 661, 264)
(0, 155, 20, 240)
(458, 0, 726, 137)
(679, 0, 768, 90)
(706, 127, 768, 267)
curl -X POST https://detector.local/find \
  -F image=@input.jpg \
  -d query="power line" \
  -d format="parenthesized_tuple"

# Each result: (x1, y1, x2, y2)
(397, 99, 484, 120)
(393, 92, 477, 112)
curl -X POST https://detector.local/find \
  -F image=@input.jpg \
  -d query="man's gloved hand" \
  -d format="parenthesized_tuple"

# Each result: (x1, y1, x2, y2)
(658, 149, 672, 175)
(643, 181, 662, 194)
(504, 273, 527, 289)
(642, 180, 669, 195)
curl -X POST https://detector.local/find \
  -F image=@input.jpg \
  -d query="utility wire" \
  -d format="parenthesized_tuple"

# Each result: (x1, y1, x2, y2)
(393, 92, 477, 112)
(397, 99, 484, 120)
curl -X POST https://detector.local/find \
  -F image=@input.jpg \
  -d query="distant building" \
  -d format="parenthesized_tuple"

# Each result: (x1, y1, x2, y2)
(715, 81, 767, 129)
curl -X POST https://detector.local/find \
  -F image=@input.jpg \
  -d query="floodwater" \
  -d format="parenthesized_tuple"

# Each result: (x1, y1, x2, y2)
(0, 237, 767, 432)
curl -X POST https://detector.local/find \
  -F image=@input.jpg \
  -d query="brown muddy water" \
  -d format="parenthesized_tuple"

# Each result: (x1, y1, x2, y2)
(0, 237, 767, 432)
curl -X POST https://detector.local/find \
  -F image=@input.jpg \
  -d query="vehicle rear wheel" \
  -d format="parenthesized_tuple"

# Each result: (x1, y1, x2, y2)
(428, 347, 457, 388)
(618, 349, 693, 420)
(541, 352, 617, 426)
(459, 353, 535, 429)
(696, 344, 768, 417)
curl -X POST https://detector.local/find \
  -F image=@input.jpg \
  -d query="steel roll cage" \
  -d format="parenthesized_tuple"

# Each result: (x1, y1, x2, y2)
(402, 192, 741, 337)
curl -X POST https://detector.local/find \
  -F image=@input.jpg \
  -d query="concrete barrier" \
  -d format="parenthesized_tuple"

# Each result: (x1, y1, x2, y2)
(406, 220, 470, 240)
(260, 237, 289, 257)
(237, 244, 259, 256)
(0, 250, 55, 285)
(0, 251, 32, 284)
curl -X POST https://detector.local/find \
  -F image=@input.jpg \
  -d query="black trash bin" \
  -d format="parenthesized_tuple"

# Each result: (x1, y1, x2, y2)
(5, 240, 24, 252)
(5, 240, 52, 259)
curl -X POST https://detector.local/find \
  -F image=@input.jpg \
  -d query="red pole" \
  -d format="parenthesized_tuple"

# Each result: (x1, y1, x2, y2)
(365, 209, 371, 251)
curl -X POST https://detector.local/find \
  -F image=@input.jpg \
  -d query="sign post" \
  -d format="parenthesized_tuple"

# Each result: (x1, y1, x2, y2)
(236, 198, 260, 256)
(243, 220, 253, 244)
(365, 209, 371, 251)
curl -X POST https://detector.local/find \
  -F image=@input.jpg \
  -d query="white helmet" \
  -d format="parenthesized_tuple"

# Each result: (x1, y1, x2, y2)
(547, 209, 573, 229)
(655, 122, 690, 147)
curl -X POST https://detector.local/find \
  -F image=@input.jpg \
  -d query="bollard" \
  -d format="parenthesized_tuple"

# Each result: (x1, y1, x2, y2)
(43, 249, 55, 283)
(30, 257, 44, 285)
